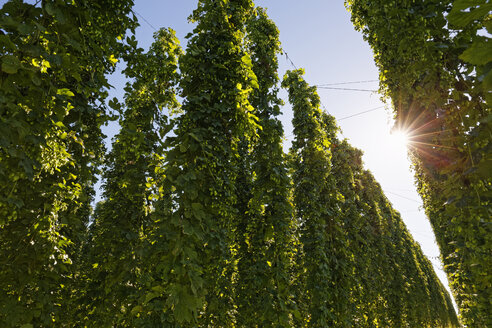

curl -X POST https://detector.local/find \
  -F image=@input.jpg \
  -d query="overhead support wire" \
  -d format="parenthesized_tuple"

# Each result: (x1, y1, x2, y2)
(284, 51, 298, 70)
(384, 190, 422, 203)
(283, 51, 333, 118)
(130, 11, 382, 139)
(338, 105, 385, 121)
(316, 86, 378, 92)
(132, 9, 158, 31)
(316, 79, 378, 86)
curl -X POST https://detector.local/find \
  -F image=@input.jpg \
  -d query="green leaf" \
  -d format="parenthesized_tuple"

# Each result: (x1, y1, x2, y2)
(44, 2, 56, 16)
(17, 23, 34, 35)
(189, 132, 202, 142)
(459, 40, 492, 66)
(108, 97, 121, 111)
(131, 305, 143, 315)
(56, 88, 75, 97)
(31, 74, 41, 86)
(483, 69, 492, 90)
(293, 309, 302, 320)
(1, 55, 20, 74)
(448, 3, 492, 27)
(191, 203, 205, 219)
(144, 292, 159, 303)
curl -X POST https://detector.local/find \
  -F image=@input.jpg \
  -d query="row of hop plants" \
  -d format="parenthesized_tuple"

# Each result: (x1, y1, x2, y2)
(346, 0, 491, 326)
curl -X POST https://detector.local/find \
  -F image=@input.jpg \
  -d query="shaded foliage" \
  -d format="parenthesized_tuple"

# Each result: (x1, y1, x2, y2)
(83, 27, 181, 327)
(0, 0, 136, 326)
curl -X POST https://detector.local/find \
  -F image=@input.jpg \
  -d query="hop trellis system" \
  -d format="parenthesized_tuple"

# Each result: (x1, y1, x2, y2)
(1, 0, 488, 327)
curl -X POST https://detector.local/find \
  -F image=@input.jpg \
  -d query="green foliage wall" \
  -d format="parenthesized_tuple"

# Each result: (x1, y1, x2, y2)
(282, 69, 352, 327)
(283, 70, 458, 328)
(140, 0, 259, 325)
(346, 0, 491, 325)
(233, 8, 294, 327)
(0, 0, 137, 326)
(0, 0, 464, 327)
(83, 28, 182, 326)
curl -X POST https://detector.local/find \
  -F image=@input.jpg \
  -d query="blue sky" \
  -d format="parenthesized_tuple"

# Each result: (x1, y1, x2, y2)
(102, 0, 453, 300)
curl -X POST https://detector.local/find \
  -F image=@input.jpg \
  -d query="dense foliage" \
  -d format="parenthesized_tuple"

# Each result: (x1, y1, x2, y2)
(346, 0, 491, 325)
(0, 0, 137, 326)
(283, 70, 458, 327)
(0, 0, 467, 327)
(283, 69, 351, 327)
(83, 27, 182, 326)
(233, 8, 294, 327)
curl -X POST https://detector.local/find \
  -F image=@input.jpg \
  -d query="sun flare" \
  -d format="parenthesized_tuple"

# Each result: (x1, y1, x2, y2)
(390, 129, 411, 148)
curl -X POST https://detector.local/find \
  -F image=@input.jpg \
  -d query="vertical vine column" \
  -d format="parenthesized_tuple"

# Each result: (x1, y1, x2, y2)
(234, 7, 294, 327)
(148, 0, 258, 326)
(85, 28, 181, 327)
(282, 69, 351, 327)
(0, 1, 137, 326)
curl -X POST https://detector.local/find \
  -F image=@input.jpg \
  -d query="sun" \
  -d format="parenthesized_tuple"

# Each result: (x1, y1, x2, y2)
(390, 129, 411, 148)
